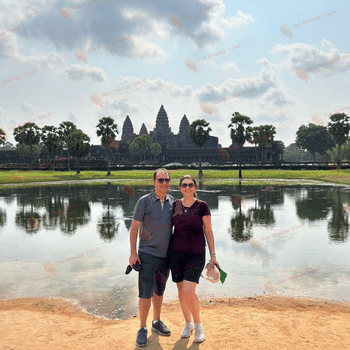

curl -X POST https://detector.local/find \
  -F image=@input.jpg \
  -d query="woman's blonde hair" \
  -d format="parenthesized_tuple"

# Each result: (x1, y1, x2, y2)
(179, 175, 198, 199)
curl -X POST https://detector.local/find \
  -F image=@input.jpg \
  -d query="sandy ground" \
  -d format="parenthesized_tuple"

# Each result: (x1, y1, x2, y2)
(1, 296, 350, 350)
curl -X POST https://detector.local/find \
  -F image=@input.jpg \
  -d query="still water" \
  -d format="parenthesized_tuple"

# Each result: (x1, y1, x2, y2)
(1, 182, 350, 320)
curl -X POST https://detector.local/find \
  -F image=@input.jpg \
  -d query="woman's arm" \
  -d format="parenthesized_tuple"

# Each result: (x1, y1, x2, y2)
(203, 214, 220, 269)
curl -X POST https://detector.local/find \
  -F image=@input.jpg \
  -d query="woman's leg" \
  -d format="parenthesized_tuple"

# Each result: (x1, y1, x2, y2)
(177, 281, 192, 323)
(180, 280, 200, 324)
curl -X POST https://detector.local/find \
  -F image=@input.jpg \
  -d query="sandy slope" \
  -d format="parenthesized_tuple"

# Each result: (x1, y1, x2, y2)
(1, 295, 350, 349)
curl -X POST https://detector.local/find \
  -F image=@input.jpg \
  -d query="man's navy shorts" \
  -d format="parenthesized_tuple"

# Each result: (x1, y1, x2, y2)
(138, 251, 169, 299)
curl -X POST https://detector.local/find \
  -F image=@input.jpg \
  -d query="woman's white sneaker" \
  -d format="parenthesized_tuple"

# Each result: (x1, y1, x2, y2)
(194, 323, 205, 343)
(181, 322, 194, 338)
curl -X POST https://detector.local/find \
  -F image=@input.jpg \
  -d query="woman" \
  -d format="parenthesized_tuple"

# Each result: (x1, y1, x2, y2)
(168, 174, 220, 343)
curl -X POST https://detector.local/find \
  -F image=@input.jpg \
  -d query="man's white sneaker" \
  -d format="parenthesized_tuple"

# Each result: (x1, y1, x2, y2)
(194, 323, 205, 343)
(181, 322, 194, 338)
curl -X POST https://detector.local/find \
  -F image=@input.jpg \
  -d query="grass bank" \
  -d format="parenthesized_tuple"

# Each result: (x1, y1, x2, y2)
(0, 169, 350, 188)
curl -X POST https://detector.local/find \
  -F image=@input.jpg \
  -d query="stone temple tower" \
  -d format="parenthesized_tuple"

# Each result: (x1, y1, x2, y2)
(121, 115, 134, 140)
(153, 105, 172, 144)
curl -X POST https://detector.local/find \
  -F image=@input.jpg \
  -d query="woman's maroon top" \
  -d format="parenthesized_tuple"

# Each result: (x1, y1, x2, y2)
(169, 199, 211, 254)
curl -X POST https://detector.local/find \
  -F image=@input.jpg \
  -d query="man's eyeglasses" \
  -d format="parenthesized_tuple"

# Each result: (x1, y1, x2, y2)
(157, 178, 170, 183)
(181, 183, 195, 188)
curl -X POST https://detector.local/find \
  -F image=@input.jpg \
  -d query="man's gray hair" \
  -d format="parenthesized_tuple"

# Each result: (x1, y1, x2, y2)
(153, 168, 170, 181)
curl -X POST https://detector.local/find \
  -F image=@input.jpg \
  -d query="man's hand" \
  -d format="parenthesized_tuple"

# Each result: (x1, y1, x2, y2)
(129, 252, 141, 267)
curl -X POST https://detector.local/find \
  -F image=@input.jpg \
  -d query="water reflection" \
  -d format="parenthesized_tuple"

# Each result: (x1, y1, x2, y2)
(1, 183, 350, 319)
(328, 190, 349, 243)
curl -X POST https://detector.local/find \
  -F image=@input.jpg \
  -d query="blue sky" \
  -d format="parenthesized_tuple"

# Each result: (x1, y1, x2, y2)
(0, 0, 349, 149)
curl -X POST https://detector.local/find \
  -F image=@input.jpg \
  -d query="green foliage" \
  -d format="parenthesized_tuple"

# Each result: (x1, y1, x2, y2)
(96, 117, 119, 146)
(327, 139, 350, 161)
(296, 123, 335, 159)
(58, 121, 77, 171)
(284, 143, 313, 162)
(13, 122, 42, 167)
(0, 128, 6, 146)
(129, 140, 142, 159)
(327, 113, 350, 163)
(189, 119, 212, 147)
(257, 125, 276, 145)
(228, 112, 253, 148)
(150, 143, 161, 162)
(58, 121, 77, 142)
(96, 117, 119, 175)
(67, 129, 90, 158)
(189, 119, 211, 175)
(276, 140, 285, 153)
(41, 126, 64, 162)
(328, 113, 350, 146)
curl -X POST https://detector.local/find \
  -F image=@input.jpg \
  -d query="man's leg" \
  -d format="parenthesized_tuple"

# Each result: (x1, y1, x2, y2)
(152, 292, 163, 321)
(152, 258, 169, 322)
(151, 260, 171, 336)
(139, 297, 152, 328)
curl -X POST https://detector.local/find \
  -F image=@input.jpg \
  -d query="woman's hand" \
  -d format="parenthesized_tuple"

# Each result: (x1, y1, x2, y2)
(209, 256, 220, 270)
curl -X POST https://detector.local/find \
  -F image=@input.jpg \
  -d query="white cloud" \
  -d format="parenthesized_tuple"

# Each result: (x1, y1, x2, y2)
(221, 10, 255, 35)
(0, 35, 63, 69)
(147, 77, 194, 97)
(20, 101, 43, 114)
(122, 37, 166, 60)
(196, 69, 277, 102)
(0, 0, 53, 29)
(67, 111, 81, 125)
(111, 96, 142, 117)
(61, 64, 108, 83)
(220, 61, 239, 72)
(258, 41, 350, 77)
(264, 88, 294, 106)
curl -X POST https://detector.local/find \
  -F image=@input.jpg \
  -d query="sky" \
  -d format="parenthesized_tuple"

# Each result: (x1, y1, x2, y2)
(0, 0, 349, 149)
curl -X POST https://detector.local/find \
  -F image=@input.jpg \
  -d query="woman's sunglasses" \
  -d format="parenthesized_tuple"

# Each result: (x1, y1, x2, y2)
(157, 178, 171, 183)
(181, 183, 195, 188)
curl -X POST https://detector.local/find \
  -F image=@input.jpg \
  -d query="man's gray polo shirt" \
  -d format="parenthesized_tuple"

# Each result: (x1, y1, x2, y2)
(133, 190, 174, 258)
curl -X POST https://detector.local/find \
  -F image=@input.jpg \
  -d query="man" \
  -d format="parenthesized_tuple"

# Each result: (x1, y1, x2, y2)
(129, 168, 174, 347)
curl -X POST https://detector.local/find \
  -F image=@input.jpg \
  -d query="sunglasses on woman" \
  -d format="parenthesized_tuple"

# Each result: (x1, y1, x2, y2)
(181, 183, 195, 188)
(157, 178, 171, 183)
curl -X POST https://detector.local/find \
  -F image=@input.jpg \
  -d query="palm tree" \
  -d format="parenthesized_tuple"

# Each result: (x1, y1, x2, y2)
(247, 126, 260, 163)
(58, 121, 77, 171)
(328, 113, 350, 165)
(228, 112, 253, 178)
(257, 125, 276, 163)
(0, 128, 6, 147)
(96, 117, 119, 176)
(189, 119, 211, 176)
(66, 129, 90, 175)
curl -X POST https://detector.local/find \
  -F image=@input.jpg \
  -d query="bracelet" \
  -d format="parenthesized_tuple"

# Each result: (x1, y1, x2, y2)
(210, 252, 216, 256)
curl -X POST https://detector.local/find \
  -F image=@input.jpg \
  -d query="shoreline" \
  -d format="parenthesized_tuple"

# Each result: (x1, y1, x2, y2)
(1, 295, 350, 349)
(0, 177, 349, 190)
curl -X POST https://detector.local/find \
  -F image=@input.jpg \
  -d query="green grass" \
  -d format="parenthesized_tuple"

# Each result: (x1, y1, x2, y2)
(0, 168, 350, 188)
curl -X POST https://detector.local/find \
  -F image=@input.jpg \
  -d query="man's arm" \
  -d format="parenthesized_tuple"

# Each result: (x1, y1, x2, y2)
(129, 219, 142, 266)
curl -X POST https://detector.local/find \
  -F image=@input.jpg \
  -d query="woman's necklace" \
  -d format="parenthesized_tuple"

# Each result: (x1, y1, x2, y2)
(182, 198, 196, 212)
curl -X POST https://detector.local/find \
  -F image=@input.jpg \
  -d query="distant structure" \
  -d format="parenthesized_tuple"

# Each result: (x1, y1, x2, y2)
(115, 105, 282, 164)
(0, 105, 283, 165)
(117, 105, 220, 163)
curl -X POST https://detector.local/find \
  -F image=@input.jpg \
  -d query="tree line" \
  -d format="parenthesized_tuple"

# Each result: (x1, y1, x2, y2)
(0, 111, 348, 175)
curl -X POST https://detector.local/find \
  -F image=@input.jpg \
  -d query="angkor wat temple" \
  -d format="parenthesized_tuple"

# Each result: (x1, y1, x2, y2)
(0, 105, 283, 165)
(114, 105, 282, 164)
